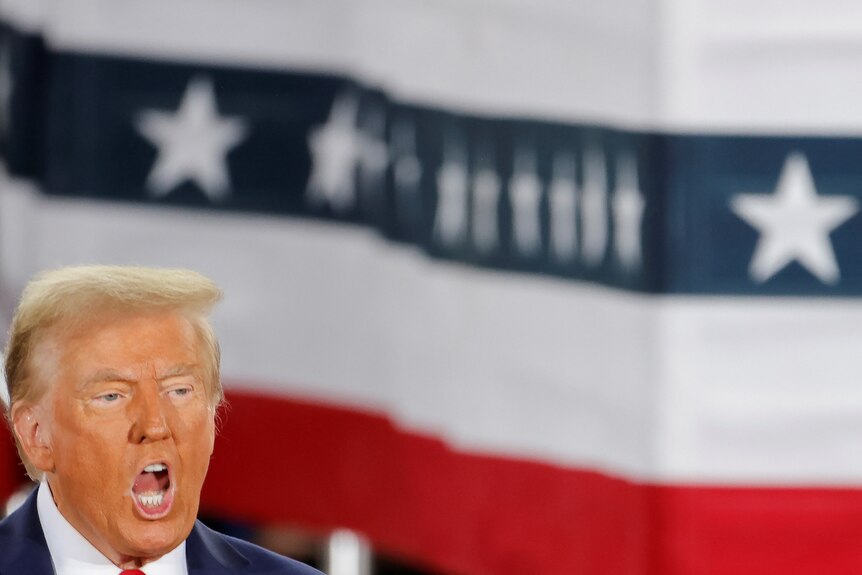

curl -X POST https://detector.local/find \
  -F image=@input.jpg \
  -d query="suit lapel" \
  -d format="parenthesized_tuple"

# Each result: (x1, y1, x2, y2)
(0, 490, 56, 575)
(185, 520, 250, 574)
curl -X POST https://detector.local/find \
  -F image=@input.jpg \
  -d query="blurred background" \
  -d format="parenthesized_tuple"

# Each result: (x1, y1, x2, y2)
(2, 0, 862, 573)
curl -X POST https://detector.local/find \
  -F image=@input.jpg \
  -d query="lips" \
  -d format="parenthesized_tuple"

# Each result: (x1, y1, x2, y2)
(131, 462, 174, 519)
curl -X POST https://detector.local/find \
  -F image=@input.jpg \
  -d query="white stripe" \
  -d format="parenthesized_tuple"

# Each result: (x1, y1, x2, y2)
(3, 0, 862, 134)
(2, 174, 862, 485)
(3, 0, 658, 130)
(658, 301, 862, 485)
(0, 0, 46, 33)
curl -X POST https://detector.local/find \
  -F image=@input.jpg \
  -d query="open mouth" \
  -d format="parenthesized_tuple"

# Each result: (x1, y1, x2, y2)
(131, 462, 174, 518)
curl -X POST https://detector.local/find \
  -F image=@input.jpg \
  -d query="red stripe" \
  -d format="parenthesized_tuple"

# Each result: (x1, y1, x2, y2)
(201, 390, 862, 575)
(0, 424, 26, 503)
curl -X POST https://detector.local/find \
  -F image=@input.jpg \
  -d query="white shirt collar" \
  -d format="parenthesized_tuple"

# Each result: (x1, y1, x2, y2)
(37, 480, 188, 575)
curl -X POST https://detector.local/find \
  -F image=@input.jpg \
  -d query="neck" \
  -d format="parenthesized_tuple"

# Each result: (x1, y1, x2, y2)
(117, 556, 150, 569)
(44, 477, 156, 568)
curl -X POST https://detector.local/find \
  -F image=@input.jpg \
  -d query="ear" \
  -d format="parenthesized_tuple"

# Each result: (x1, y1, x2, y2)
(11, 401, 55, 474)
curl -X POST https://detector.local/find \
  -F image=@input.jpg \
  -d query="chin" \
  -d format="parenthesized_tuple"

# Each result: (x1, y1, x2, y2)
(123, 520, 187, 557)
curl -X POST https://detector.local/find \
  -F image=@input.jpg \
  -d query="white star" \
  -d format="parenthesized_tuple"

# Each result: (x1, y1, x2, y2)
(434, 135, 469, 247)
(549, 151, 578, 262)
(136, 77, 247, 202)
(509, 147, 543, 256)
(394, 153, 422, 193)
(306, 91, 388, 214)
(731, 152, 858, 284)
(612, 152, 645, 272)
(581, 147, 608, 266)
(471, 140, 500, 254)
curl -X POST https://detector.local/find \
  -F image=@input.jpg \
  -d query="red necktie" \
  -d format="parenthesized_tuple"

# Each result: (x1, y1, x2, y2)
(120, 571, 146, 575)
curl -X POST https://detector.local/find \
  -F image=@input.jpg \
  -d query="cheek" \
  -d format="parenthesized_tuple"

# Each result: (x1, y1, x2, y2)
(175, 409, 215, 460)
(52, 408, 120, 464)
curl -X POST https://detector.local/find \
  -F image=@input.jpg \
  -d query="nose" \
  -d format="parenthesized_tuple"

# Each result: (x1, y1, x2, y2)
(129, 385, 172, 443)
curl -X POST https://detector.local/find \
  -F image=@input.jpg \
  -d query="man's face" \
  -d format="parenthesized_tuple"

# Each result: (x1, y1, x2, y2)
(36, 311, 215, 564)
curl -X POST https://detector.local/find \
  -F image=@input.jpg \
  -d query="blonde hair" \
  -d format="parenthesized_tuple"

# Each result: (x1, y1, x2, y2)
(4, 265, 223, 479)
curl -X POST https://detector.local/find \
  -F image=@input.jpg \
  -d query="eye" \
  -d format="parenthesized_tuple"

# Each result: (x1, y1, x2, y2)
(169, 387, 192, 397)
(97, 392, 122, 403)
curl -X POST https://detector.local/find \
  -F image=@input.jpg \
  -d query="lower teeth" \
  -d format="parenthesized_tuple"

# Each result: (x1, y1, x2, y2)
(138, 492, 165, 508)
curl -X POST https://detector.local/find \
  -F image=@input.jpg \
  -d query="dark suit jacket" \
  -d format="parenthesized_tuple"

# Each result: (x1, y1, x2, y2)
(0, 490, 322, 574)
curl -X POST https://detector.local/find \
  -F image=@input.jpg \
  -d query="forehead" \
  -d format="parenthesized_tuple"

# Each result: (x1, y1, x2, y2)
(42, 311, 203, 376)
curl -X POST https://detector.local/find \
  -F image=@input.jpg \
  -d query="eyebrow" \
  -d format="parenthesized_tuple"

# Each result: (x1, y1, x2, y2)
(80, 364, 201, 388)
(82, 369, 138, 387)
(155, 364, 200, 382)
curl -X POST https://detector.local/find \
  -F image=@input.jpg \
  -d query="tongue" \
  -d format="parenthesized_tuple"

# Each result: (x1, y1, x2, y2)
(133, 472, 161, 494)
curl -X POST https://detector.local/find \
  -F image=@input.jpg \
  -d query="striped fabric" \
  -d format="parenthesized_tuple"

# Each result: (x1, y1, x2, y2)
(2, 1, 862, 573)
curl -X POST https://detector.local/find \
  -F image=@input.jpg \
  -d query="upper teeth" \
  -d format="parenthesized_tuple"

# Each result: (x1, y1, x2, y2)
(144, 463, 167, 472)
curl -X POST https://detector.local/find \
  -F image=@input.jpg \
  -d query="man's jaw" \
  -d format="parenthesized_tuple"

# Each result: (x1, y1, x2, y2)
(131, 461, 175, 519)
